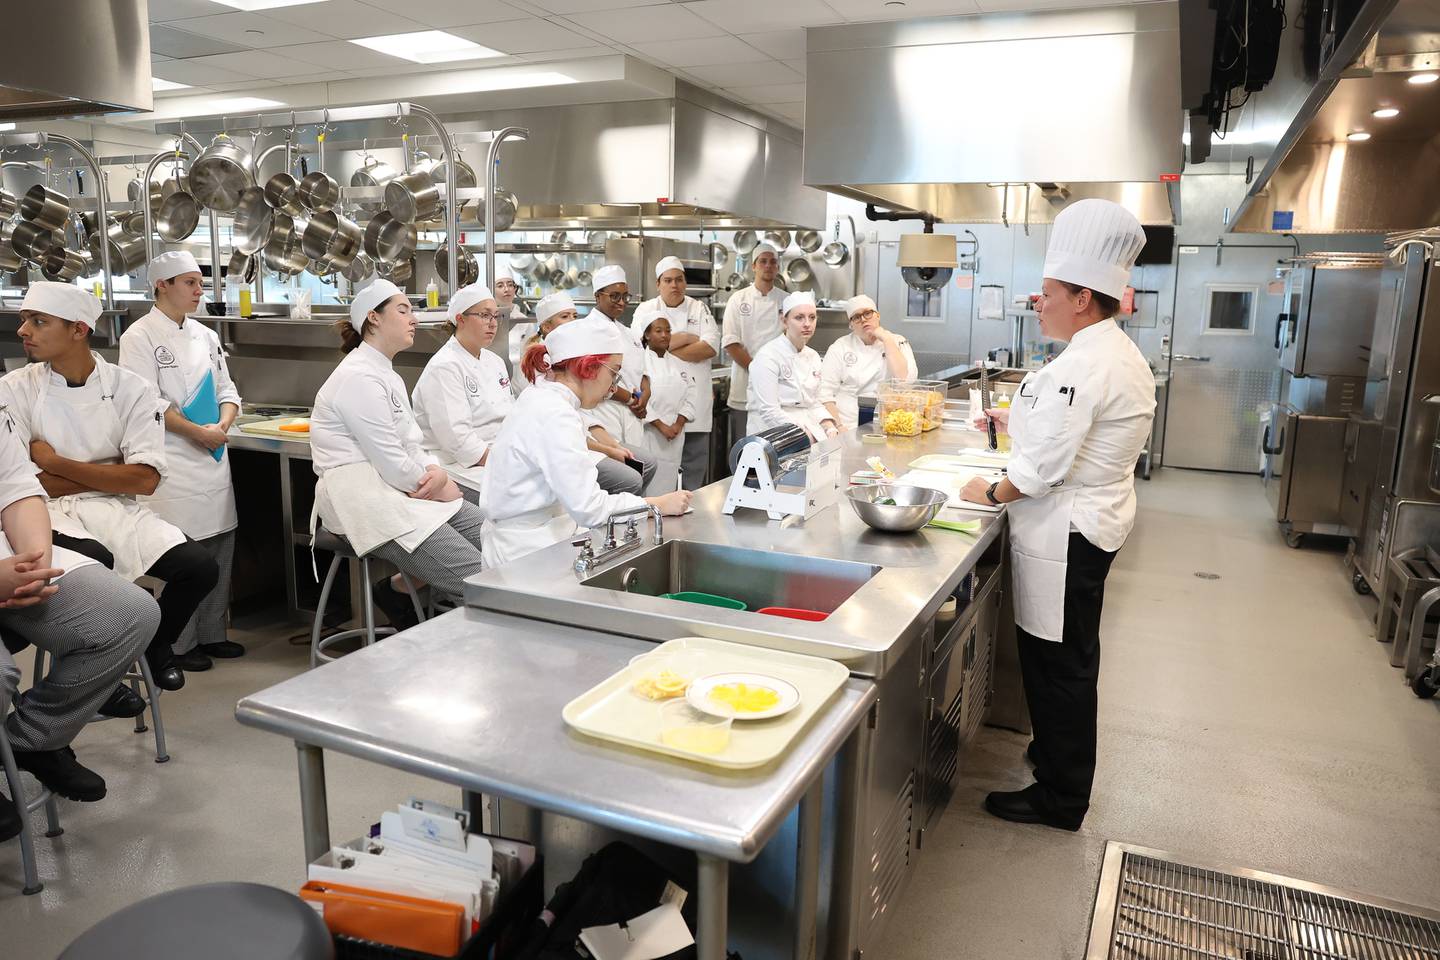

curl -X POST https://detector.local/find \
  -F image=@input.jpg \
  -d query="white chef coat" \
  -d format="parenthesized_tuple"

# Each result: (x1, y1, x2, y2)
(746, 336, 832, 442)
(585, 314, 649, 449)
(118, 308, 241, 539)
(481, 379, 648, 566)
(0, 354, 185, 583)
(310, 342, 460, 555)
(720, 284, 785, 410)
(413, 337, 515, 491)
(506, 304, 535, 371)
(0, 404, 97, 579)
(1005, 319, 1155, 641)
(641, 348, 698, 493)
(819, 331, 919, 431)
(630, 295, 719, 434)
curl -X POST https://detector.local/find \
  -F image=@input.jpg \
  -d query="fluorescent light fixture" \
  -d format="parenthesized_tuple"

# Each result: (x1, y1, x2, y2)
(1407, 72, 1439, 85)
(350, 30, 503, 65)
(152, 77, 191, 92)
(1347, 131, 1371, 141)
(1372, 107, 1400, 118)
(0, 123, 15, 132)
(213, 0, 332, 9)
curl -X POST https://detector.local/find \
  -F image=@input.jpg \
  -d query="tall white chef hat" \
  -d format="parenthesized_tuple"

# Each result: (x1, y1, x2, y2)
(535, 292, 576, 325)
(350, 278, 406, 333)
(592, 264, 627, 292)
(544, 314, 629, 363)
(448, 283, 495, 323)
(752, 242, 779, 260)
(781, 290, 816, 316)
(1042, 199, 1146, 301)
(148, 250, 203, 285)
(846, 294, 877, 318)
(21, 281, 101, 330)
(654, 255, 685, 279)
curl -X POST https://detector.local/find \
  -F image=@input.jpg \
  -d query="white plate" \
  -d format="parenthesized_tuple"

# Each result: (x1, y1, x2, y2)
(687, 672, 801, 721)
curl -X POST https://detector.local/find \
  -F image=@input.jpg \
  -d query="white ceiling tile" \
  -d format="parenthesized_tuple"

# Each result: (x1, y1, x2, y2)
(148, 0, 231, 20)
(152, 59, 258, 86)
(685, 0, 844, 30)
(515, 44, 615, 61)
(973, 0, 1115, 11)
(258, 1, 427, 38)
(726, 81, 806, 103)
(159, 11, 335, 48)
(783, 58, 805, 76)
(562, 5, 724, 43)
(685, 60, 802, 87)
(449, 17, 596, 54)
(629, 35, 768, 68)
(150, 23, 249, 58)
(524, 0, 663, 10)
(269, 40, 405, 70)
(736, 29, 807, 60)
(827, 0, 981, 19)
(182, 50, 328, 78)
(387, 0, 531, 28)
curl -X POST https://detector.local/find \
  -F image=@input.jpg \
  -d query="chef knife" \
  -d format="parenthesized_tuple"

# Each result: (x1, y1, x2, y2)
(979, 364, 997, 451)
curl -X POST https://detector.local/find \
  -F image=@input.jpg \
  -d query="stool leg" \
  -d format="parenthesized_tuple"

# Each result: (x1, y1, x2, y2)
(130, 674, 147, 734)
(398, 572, 426, 624)
(360, 558, 377, 647)
(43, 794, 62, 839)
(311, 555, 343, 669)
(135, 659, 170, 764)
(1, 702, 43, 896)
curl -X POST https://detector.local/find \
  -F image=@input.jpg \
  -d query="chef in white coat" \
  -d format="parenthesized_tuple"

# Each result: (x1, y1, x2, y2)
(310, 279, 481, 631)
(746, 291, 840, 442)
(482, 316, 691, 566)
(721, 243, 785, 446)
(631, 257, 719, 489)
(498, 267, 533, 369)
(119, 251, 245, 666)
(960, 198, 1155, 831)
(0, 282, 218, 692)
(637, 315, 697, 494)
(819, 295, 919, 431)
(585, 265, 650, 456)
(412, 283, 515, 502)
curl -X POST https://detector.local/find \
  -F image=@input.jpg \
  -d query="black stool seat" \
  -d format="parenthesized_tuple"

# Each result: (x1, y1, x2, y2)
(60, 882, 334, 960)
(312, 528, 355, 557)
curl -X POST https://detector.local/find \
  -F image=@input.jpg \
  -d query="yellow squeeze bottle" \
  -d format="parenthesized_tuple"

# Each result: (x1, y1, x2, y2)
(239, 288, 252, 318)
(997, 395, 1012, 453)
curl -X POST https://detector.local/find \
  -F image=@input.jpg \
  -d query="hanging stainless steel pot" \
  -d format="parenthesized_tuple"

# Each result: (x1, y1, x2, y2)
(20, 186, 71, 231)
(430, 157, 477, 217)
(41, 247, 86, 282)
(385, 169, 442, 224)
(362, 211, 417, 263)
(350, 157, 398, 214)
(376, 257, 412, 284)
(120, 211, 148, 240)
(232, 186, 272, 255)
(763, 229, 792, 251)
(263, 172, 303, 216)
(509, 252, 536, 276)
(300, 211, 363, 269)
(87, 224, 147, 273)
(785, 257, 813, 284)
(299, 210, 343, 261)
(434, 244, 479, 288)
(189, 134, 255, 213)
(12, 221, 56, 262)
(0, 189, 16, 218)
(795, 229, 822, 254)
(226, 249, 251, 279)
(733, 230, 758, 254)
(821, 241, 850, 266)
(476, 188, 518, 233)
(156, 190, 201, 242)
(343, 253, 376, 284)
(128, 178, 162, 216)
(0, 223, 22, 272)
(262, 212, 308, 277)
(297, 171, 340, 213)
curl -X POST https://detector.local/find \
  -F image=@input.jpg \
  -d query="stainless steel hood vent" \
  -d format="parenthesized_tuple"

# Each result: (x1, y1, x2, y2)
(802, 4, 1184, 225)
(0, 0, 152, 120)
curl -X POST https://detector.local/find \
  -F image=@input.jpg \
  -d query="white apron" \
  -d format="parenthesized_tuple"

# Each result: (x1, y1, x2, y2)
(480, 503, 579, 568)
(312, 461, 461, 559)
(1005, 370, 1078, 642)
(142, 321, 238, 538)
(37, 358, 186, 583)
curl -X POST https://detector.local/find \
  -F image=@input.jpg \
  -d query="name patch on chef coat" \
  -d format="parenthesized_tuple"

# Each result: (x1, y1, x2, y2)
(155, 346, 177, 368)
(464, 375, 479, 395)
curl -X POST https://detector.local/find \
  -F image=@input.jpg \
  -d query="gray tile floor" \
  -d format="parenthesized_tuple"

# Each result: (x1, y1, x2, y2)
(2, 470, 1437, 959)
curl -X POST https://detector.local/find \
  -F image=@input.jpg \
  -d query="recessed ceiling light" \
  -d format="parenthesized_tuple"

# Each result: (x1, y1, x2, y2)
(1407, 72, 1439, 85)
(207, 97, 285, 112)
(1347, 131, 1371, 141)
(350, 30, 503, 65)
(884, 1, 907, 6)
(213, 0, 331, 9)
(152, 77, 191, 92)
(1372, 107, 1400, 118)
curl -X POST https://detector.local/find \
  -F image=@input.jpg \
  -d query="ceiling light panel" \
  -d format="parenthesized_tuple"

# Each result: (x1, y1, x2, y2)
(212, 0, 332, 9)
(351, 30, 504, 64)
(152, 77, 193, 91)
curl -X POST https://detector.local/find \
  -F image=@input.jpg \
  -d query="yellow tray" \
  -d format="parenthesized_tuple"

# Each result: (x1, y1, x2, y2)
(238, 416, 311, 439)
(562, 636, 850, 770)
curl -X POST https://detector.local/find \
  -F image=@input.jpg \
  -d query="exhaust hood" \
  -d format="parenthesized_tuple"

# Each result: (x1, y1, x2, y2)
(802, 4, 1183, 225)
(0, 0, 152, 120)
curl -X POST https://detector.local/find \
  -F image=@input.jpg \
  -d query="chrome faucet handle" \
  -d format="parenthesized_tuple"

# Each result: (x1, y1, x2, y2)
(571, 535, 595, 573)
(624, 517, 640, 542)
(651, 504, 663, 545)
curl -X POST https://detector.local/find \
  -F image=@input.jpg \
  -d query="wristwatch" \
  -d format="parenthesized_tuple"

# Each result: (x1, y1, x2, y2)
(985, 481, 1000, 505)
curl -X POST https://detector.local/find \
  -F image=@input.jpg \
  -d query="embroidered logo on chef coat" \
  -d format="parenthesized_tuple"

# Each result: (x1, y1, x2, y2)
(499, 376, 510, 388)
(154, 346, 176, 368)
(389, 390, 402, 410)
(844, 351, 858, 366)
(779, 364, 793, 380)
(739, 301, 752, 316)
(464, 375, 479, 395)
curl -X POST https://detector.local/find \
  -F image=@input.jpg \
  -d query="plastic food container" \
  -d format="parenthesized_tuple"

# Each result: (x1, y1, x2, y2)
(756, 606, 830, 622)
(875, 384, 925, 437)
(659, 700, 732, 755)
(881, 379, 948, 431)
(659, 591, 747, 611)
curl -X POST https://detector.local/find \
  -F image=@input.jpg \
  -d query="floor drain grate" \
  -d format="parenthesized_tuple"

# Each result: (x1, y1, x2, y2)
(1194, 572, 1222, 580)
(1086, 843, 1440, 959)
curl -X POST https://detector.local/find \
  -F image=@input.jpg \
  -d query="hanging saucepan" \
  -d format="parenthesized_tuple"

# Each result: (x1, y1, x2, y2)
(509, 253, 536, 276)
(763, 229, 792, 251)
(785, 257, 813, 285)
(430, 157, 477, 218)
(362, 211, 416, 263)
(120, 211, 148, 240)
(385, 169, 442, 224)
(585, 230, 618, 246)
(297, 171, 340, 213)
(434, 244, 479, 288)
(343, 254, 376, 284)
(821, 240, 850, 267)
(0, 189, 16, 218)
(299, 210, 344, 261)
(41, 247, 86, 283)
(87, 225, 148, 273)
(476, 188, 518, 233)
(189, 134, 255, 213)
(128, 178, 162, 216)
(795, 229, 822, 254)
(550, 230, 571, 246)
(548, 268, 567, 288)
(577, 270, 593, 289)
(263, 172, 303, 216)
(226, 249, 251, 279)
(0, 223, 22, 273)
(232, 186, 272, 255)
(11, 221, 56, 262)
(709, 242, 729, 268)
(156, 189, 200, 242)
(20, 185, 71, 231)
(326, 215, 364, 270)
(350, 156, 398, 214)
(725, 271, 744, 290)
(376, 257, 412, 284)
(262, 213, 308, 277)
(733, 230, 758, 255)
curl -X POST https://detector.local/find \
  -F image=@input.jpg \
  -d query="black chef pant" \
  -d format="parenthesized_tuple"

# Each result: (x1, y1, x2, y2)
(1016, 531, 1117, 826)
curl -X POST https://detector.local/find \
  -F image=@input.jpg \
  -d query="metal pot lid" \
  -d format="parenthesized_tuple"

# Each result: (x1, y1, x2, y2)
(156, 191, 201, 243)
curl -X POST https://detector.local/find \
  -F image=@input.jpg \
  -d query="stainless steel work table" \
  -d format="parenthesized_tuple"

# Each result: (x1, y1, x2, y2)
(235, 606, 878, 960)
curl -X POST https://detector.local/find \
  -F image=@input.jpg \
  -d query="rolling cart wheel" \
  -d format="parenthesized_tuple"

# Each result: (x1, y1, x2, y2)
(1352, 572, 1372, 596)
(1284, 529, 1304, 549)
(1411, 670, 1439, 700)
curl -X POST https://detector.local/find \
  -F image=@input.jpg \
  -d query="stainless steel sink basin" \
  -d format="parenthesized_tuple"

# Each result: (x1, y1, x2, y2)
(581, 540, 880, 614)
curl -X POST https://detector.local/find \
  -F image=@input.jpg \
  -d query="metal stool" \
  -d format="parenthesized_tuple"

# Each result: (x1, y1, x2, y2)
(59, 881, 334, 959)
(310, 528, 426, 668)
(1, 691, 63, 896)
(1375, 545, 1440, 673)
(33, 648, 169, 764)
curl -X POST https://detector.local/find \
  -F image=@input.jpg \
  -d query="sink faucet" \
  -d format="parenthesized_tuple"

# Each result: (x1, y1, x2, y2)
(574, 505, 663, 576)
(605, 504, 662, 549)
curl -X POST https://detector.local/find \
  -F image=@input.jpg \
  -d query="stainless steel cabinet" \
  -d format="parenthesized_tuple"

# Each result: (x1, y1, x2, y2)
(1279, 259, 1383, 377)
(1263, 409, 1350, 543)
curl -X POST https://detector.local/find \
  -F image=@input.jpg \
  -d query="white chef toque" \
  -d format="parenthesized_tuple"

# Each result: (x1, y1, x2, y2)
(448, 283, 495, 322)
(21, 281, 101, 330)
(592, 264, 627, 292)
(349, 278, 405, 333)
(846, 294, 877, 318)
(781, 290, 816, 316)
(1041, 199, 1147, 300)
(535, 293, 575, 325)
(544, 315, 629, 363)
(148, 250, 203, 284)
(654, 255, 685, 279)
(752, 242, 779, 259)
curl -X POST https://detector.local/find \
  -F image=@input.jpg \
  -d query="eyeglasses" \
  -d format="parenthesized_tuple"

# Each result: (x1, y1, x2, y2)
(600, 362, 623, 385)
(850, 309, 879, 324)
(462, 309, 502, 323)
(599, 290, 631, 302)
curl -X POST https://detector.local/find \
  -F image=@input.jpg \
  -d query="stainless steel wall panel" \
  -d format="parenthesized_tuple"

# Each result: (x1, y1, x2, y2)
(673, 101, 766, 226)
(0, 0, 151, 118)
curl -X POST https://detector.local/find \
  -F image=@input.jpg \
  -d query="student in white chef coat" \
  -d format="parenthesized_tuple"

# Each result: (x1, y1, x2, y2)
(637, 316, 697, 494)
(631, 257, 719, 490)
(585, 264, 650, 456)
(721, 242, 785, 446)
(746, 291, 840, 442)
(960, 199, 1155, 831)
(119, 251, 245, 668)
(481, 316, 692, 567)
(310, 280, 483, 631)
(498, 267, 534, 369)
(819, 294, 919, 431)
(0, 282, 218, 692)
(413, 283, 515, 503)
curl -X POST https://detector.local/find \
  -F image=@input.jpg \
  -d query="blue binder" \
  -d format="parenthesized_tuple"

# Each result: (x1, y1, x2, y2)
(181, 369, 225, 462)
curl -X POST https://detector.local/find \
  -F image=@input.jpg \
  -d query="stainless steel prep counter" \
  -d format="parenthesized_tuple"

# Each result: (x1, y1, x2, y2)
(235, 606, 876, 960)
